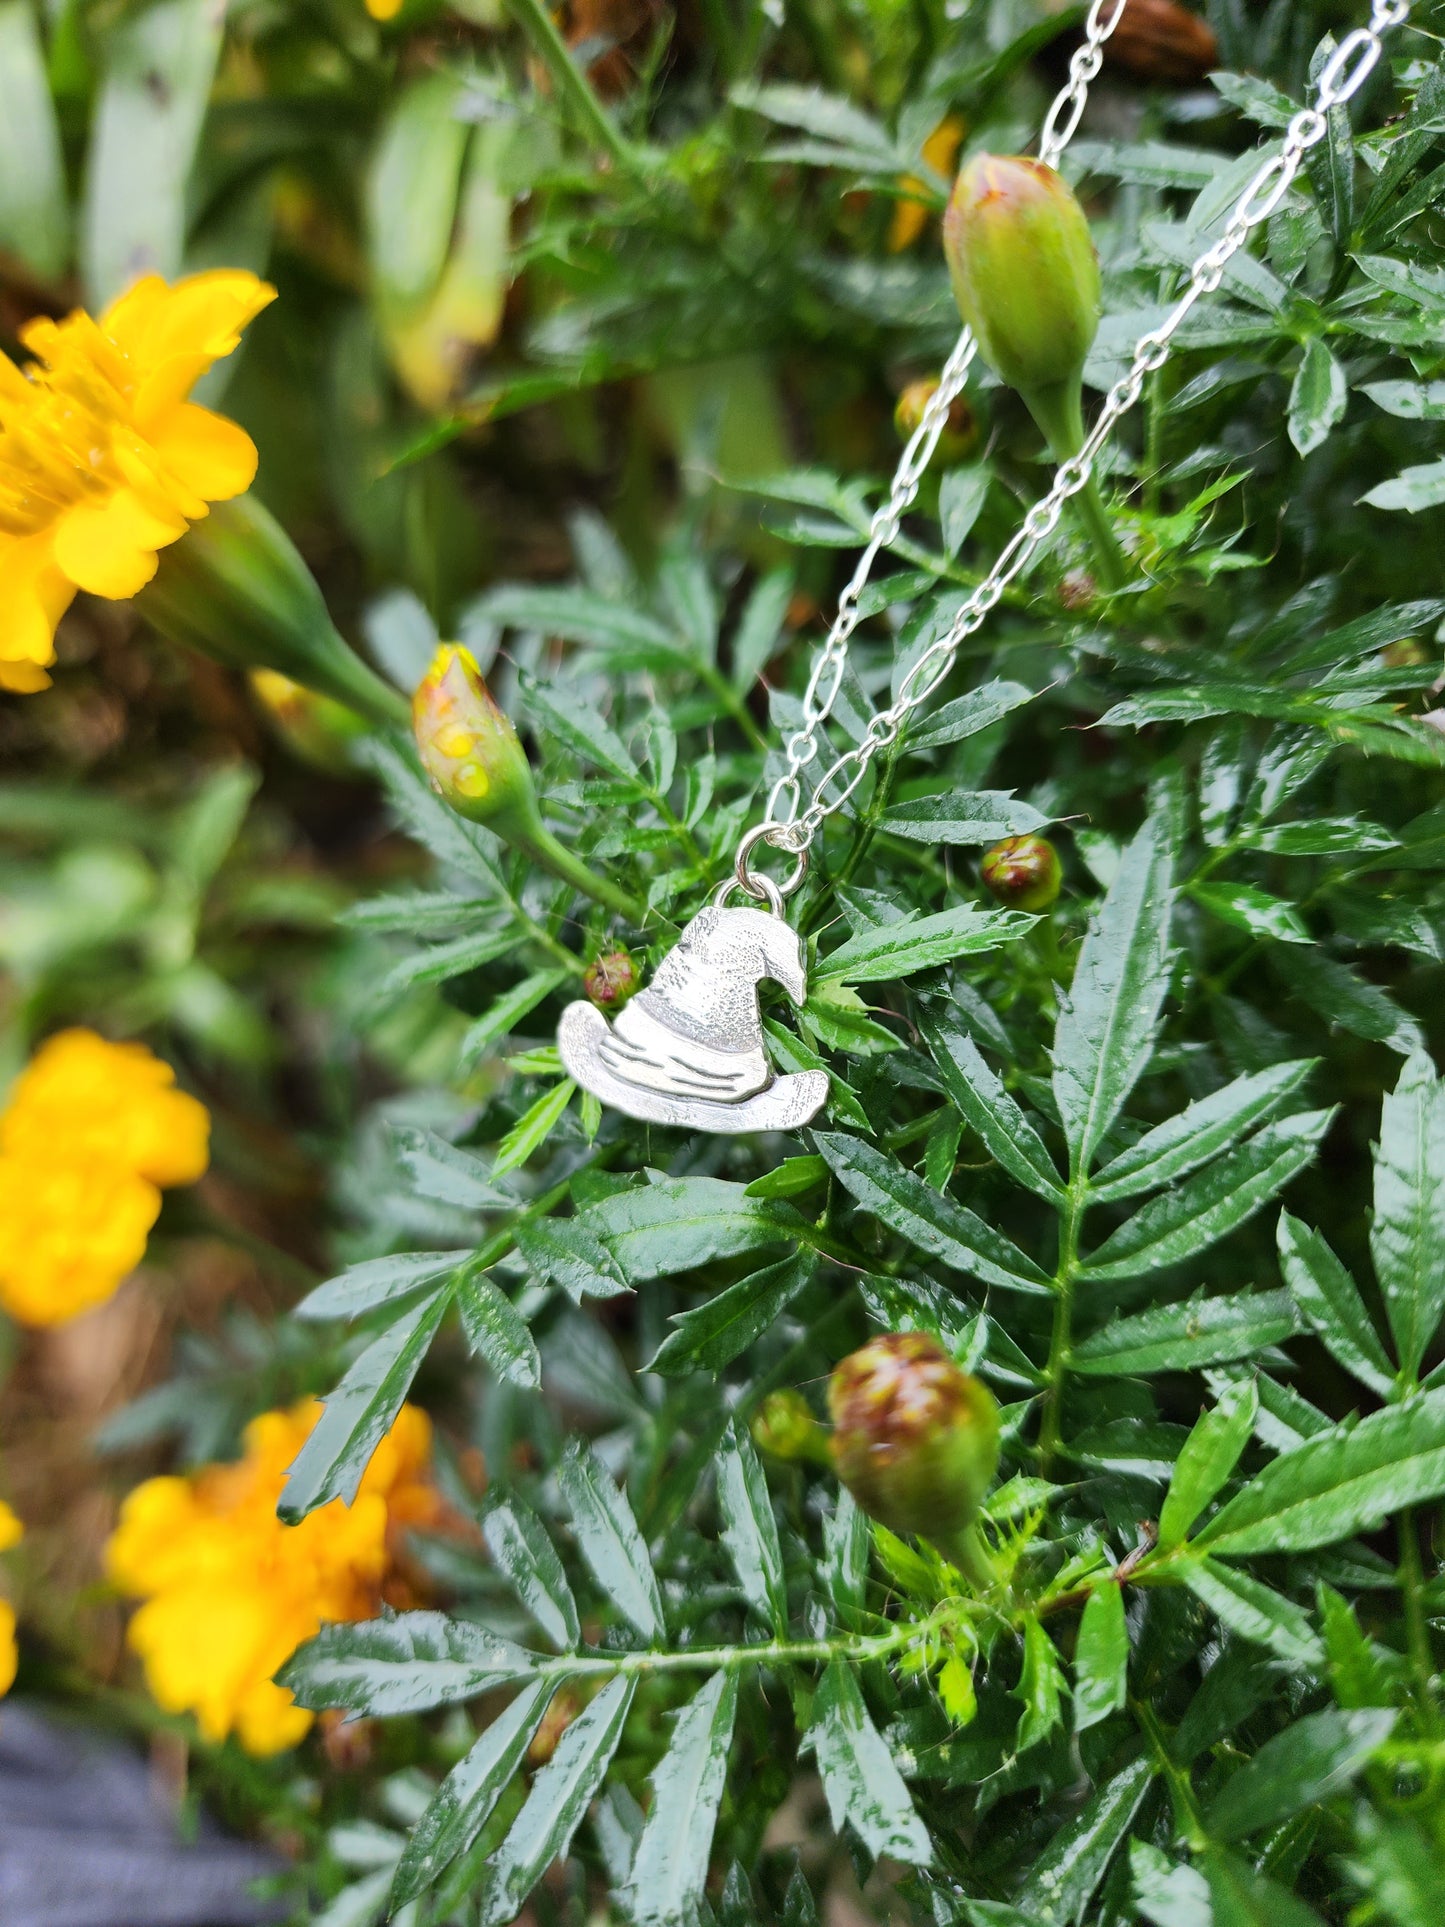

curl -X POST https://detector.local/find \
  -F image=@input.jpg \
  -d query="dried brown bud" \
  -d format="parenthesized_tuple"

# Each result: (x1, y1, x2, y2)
(1106, 0, 1218, 85)
(894, 377, 979, 465)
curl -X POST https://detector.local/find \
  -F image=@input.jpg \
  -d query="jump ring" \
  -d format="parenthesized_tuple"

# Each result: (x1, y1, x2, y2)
(731, 823, 810, 906)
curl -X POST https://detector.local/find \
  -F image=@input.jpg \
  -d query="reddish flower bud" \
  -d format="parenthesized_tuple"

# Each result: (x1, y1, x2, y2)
(943, 155, 1100, 446)
(894, 377, 979, 465)
(828, 1333, 999, 1544)
(584, 950, 641, 1009)
(751, 1390, 830, 1465)
(1105, 0, 1218, 85)
(981, 834, 1063, 912)
(413, 645, 538, 830)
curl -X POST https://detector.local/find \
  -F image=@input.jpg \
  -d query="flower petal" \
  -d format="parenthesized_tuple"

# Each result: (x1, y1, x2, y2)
(0, 535, 71, 685)
(52, 488, 188, 599)
(151, 402, 259, 504)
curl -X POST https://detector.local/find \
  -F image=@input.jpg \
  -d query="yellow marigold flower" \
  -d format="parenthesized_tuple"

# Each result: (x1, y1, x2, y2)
(0, 269, 276, 695)
(0, 1502, 22, 1553)
(0, 1029, 210, 1326)
(890, 115, 966, 253)
(0, 1028, 210, 1186)
(0, 1602, 16, 1698)
(366, 0, 405, 16)
(107, 1400, 449, 1755)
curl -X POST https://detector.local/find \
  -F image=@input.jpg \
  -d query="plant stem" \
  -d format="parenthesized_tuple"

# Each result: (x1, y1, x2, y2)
(939, 1520, 996, 1595)
(1398, 1506, 1439, 1726)
(1069, 473, 1128, 592)
(1024, 381, 1129, 591)
(512, 819, 648, 924)
(1038, 1181, 1085, 1472)
(505, 0, 639, 175)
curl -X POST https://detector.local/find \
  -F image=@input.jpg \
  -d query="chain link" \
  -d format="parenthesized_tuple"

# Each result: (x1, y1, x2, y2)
(757, 0, 1129, 849)
(742, 0, 1408, 887)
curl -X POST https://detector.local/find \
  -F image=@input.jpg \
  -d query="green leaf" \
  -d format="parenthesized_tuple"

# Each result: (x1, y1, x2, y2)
(491, 1079, 575, 1180)
(815, 1132, 1051, 1293)
(1015, 1617, 1067, 1752)
(1019, 1752, 1153, 1924)
(480, 1496, 580, 1651)
(391, 1126, 512, 1209)
(761, 1015, 871, 1131)
(584, 1178, 803, 1283)
(477, 1675, 636, 1927)
(374, 929, 519, 1002)
(460, 969, 572, 1064)
(1159, 1380, 1258, 1549)
(520, 670, 640, 784)
(1370, 1050, 1445, 1379)
(368, 73, 469, 309)
(1176, 1561, 1324, 1670)
(0, 1, 68, 278)
(1206, 1707, 1396, 1842)
(454, 1267, 541, 1388)
(1073, 1582, 1128, 1733)
(717, 1426, 787, 1635)
(1192, 881, 1312, 945)
(1082, 1111, 1333, 1281)
(557, 1442, 664, 1644)
(809, 1661, 933, 1866)
(1272, 948, 1423, 1056)
(390, 1681, 552, 1906)
(279, 1288, 452, 1520)
(1241, 818, 1397, 856)
(939, 465, 992, 555)
(83, 0, 226, 302)
(1287, 338, 1348, 456)
(878, 791, 1049, 847)
(1131, 1841, 1212, 1927)
(816, 904, 1034, 986)
(1072, 1292, 1299, 1377)
(1348, 1810, 1442, 1927)
(1196, 1387, 1445, 1556)
(1361, 459, 1445, 512)
(1361, 378, 1445, 420)
(647, 1251, 816, 1376)
(919, 1010, 1064, 1203)
(514, 1214, 631, 1302)
(1203, 1853, 1327, 1927)
(295, 1250, 470, 1322)
(1277, 1212, 1395, 1398)
(627, 1672, 739, 1927)
(1090, 1061, 1317, 1203)
(905, 679, 1034, 752)
(279, 1610, 539, 1716)
(731, 568, 794, 694)
(1052, 816, 1174, 1174)
(480, 585, 692, 670)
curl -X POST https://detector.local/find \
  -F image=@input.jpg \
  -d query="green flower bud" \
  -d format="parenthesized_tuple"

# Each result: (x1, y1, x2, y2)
(981, 834, 1062, 912)
(894, 377, 978, 466)
(138, 494, 408, 731)
(751, 1390, 830, 1466)
(943, 154, 1100, 446)
(584, 950, 641, 1010)
(828, 1333, 999, 1550)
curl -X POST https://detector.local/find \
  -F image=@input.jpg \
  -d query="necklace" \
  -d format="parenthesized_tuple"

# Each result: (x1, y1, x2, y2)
(558, 0, 1411, 1135)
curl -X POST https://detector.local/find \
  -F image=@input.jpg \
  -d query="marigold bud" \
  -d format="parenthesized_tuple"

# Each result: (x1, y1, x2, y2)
(752, 1390, 830, 1465)
(1105, 0, 1217, 84)
(943, 155, 1100, 448)
(828, 1333, 999, 1544)
(981, 834, 1062, 912)
(894, 377, 978, 465)
(250, 670, 368, 775)
(584, 950, 641, 1009)
(413, 645, 538, 830)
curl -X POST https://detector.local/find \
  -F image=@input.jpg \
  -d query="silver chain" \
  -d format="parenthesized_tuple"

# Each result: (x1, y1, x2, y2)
(738, 0, 1409, 896)
(756, 0, 1129, 853)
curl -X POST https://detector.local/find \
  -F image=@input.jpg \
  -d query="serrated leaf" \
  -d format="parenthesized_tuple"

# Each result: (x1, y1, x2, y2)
(731, 568, 794, 694)
(939, 464, 991, 555)
(295, 1249, 470, 1322)
(1072, 1292, 1299, 1377)
(878, 790, 1049, 846)
(280, 1610, 539, 1716)
(816, 904, 1034, 985)
(481, 1496, 580, 1650)
(491, 1080, 575, 1180)
(453, 1266, 540, 1388)
(1090, 1061, 1317, 1203)
(627, 1672, 738, 1926)
(1131, 1841, 1212, 1927)
(1277, 1212, 1395, 1397)
(514, 1214, 631, 1302)
(520, 669, 640, 783)
(1073, 1582, 1128, 1733)
(584, 1178, 803, 1284)
(809, 1661, 932, 1865)
(460, 968, 571, 1064)
(1053, 817, 1174, 1174)
(1196, 1387, 1445, 1557)
(477, 1675, 636, 1927)
(815, 1132, 1051, 1293)
(1273, 947, 1423, 1056)
(1206, 1707, 1395, 1843)
(279, 1288, 452, 1519)
(1192, 881, 1311, 945)
(557, 1442, 664, 1644)
(648, 1250, 815, 1376)
(1019, 1752, 1153, 1924)
(1361, 459, 1445, 512)
(905, 679, 1034, 752)
(390, 1681, 552, 1906)
(919, 1009, 1064, 1203)
(1370, 1050, 1445, 1379)
(1203, 1853, 1328, 1927)
(391, 1127, 513, 1209)
(717, 1427, 787, 1635)
(1015, 1617, 1067, 1752)
(480, 584, 691, 668)
(1176, 1561, 1324, 1669)
(1159, 1380, 1258, 1549)
(1082, 1111, 1332, 1281)
(373, 928, 519, 1003)
(1241, 818, 1397, 855)
(1287, 338, 1348, 456)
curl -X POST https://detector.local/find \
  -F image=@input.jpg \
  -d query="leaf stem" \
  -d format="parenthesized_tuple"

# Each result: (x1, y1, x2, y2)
(503, 0, 639, 175)
(1038, 1181, 1086, 1472)
(1398, 1506, 1439, 1728)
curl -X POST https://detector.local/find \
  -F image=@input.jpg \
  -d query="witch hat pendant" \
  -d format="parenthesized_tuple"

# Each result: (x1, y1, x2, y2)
(558, 903, 829, 1134)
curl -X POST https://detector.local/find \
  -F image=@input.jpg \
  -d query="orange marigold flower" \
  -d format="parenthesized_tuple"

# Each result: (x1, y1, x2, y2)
(890, 116, 965, 253)
(107, 1400, 449, 1756)
(0, 1029, 210, 1326)
(0, 270, 275, 695)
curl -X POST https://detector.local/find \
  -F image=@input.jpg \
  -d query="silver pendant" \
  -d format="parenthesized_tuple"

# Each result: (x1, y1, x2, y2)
(558, 904, 829, 1133)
